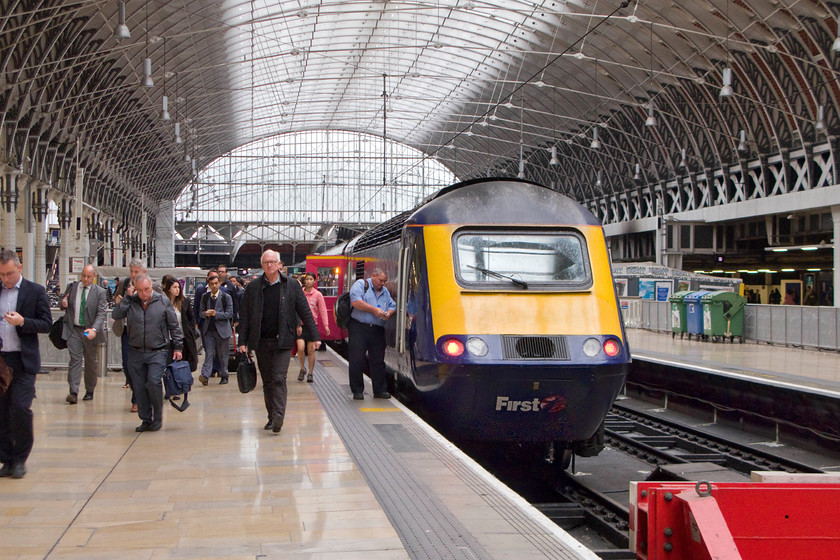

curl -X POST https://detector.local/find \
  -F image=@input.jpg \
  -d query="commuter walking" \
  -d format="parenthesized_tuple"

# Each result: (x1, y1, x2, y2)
(198, 274, 234, 385)
(297, 272, 329, 383)
(237, 250, 320, 433)
(113, 259, 152, 412)
(217, 264, 239, 324)
(60, 265, 107, 403)
(0, 250, 52, 478)
(348, 269, 396, 400)
(163, 276, 199, 373)
(193, 269, 225, 378)
(112, 274, 183, 432)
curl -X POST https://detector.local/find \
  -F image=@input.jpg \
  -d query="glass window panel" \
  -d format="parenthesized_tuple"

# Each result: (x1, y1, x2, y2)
(316, 267, 338, 297)
(176, 130, 456, 243)
(454, 231, 591, 290)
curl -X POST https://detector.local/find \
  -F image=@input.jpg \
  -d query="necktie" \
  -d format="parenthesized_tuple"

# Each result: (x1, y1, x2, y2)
(79, 287, 87, 327)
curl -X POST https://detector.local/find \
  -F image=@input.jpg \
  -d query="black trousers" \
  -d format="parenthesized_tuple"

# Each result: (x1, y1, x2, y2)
(255, 339, 292, 427)
(0, 352, 36, 465)
(347, 319, 387, 395)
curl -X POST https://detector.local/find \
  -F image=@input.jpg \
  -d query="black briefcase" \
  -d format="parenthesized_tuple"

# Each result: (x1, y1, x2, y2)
(236, 353, 257, 394)
(48, 316, 67, 350)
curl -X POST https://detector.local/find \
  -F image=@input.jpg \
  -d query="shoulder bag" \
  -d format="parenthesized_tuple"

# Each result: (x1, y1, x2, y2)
(49, 315, 67, 350)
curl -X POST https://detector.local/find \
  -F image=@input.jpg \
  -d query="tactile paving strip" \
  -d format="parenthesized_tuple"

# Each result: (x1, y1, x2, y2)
(310, 363, 488, 560)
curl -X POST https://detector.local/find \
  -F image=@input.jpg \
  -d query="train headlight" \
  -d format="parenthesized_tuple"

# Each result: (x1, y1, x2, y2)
(603, 339, 621, 357)
(442, 338, 465, 357)
(466, 337, 488, 357)
(583, 338, 601, 357)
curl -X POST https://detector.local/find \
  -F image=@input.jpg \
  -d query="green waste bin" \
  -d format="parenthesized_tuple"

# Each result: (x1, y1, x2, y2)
(701, 291, 747, 343)
(669, 290, 693, 339)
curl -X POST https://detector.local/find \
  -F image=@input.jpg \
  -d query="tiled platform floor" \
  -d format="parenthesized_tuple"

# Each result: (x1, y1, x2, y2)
(2, 347, 595, 560)
(0, 359, 408, 560)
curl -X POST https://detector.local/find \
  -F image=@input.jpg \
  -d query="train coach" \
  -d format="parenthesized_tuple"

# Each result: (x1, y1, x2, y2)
(308, 178, 630, 466)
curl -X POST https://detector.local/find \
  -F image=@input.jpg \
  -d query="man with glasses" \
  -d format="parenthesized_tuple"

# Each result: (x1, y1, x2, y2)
(237, 250, 320, 433)
(0, 250, 52, 478)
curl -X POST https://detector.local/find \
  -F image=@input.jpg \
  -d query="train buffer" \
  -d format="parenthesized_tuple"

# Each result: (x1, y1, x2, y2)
(629, 474, 840, 559)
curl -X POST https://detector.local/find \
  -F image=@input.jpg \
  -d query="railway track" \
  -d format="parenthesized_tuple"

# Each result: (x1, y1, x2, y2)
(530, 400, 826, 559)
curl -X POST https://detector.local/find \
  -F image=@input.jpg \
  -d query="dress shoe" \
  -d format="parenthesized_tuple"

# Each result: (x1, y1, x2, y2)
(198, 374, 208, 386)
(263, 421, 273, 430)
(373, 392, 391, 399)
(10, 463, 25, 479)
(83, 392, 93, 401)
(130, 404, 138, 413)
(219, 378, 229, 385)
(135, 422, 152, 432)
(148, 423, 162, 432)
(66, 393, 78, 404)
(272, 421, 283, 434)
(297, 368, 306, 382)
(352, 393, 364, 400)
(0, 463, 12, 477)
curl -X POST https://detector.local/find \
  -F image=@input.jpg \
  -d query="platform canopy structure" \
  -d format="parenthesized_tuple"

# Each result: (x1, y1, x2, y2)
(2, 0, 840, 273)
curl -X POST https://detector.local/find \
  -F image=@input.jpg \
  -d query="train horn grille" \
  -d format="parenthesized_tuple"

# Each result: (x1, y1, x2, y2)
(502, 336, 570, 360)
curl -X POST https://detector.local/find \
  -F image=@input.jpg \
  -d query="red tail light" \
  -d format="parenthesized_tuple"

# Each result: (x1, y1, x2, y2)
(442, 338, 465, 357)
(603, 339, 621, 357)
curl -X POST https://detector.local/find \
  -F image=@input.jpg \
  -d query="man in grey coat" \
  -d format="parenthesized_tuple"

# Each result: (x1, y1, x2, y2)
(112, 273, 183, 432)
(60, 264, 107, 403)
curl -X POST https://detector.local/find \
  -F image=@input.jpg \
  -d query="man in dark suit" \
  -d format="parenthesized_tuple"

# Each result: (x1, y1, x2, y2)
(0, 249, 52, 479)
(198, 274, 234, 386)
(60, 264, 108, 403)
(193, 268, 226, 377)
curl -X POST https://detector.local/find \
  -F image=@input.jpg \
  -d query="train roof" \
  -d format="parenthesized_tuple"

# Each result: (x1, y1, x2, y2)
(351, 178, 599, 253)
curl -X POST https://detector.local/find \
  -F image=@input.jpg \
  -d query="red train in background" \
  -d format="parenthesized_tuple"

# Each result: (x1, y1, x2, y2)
(305, 248, 354, 342)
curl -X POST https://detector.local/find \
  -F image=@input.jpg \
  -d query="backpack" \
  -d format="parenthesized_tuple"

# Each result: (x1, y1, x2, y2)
(334, 279, 368, 330)
(163, 361, 194, 412)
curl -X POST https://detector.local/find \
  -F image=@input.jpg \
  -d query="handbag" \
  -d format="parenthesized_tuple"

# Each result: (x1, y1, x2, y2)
(163, 360, 194, 412)
(236, 352, 257, 394)
(48, 316, 67, 350)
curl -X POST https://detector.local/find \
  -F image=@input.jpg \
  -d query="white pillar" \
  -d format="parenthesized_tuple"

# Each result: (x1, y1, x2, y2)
(21, 174, 34, 280)
(58, 196, 72, 289)
(1, 166, 20, 252)
(103, 218, 113, 266)
(32, 182, 48, 286)
(832, 205, 840, 307)
(155, 199, 175, 267)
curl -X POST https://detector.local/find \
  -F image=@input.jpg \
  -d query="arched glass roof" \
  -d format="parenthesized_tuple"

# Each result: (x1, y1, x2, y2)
(4, 0, 840, 236)
(175, 129, 455, 244)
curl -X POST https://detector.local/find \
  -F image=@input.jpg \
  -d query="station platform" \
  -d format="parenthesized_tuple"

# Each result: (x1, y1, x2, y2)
(627, 327, 840, 400)
(0, 348, 596, 560)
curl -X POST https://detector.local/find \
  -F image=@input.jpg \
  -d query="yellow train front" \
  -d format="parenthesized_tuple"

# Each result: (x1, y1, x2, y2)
(347, 178, 629, 460)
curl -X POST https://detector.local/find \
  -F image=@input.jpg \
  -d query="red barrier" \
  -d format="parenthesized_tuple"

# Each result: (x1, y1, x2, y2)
(630, 480, 840, 559)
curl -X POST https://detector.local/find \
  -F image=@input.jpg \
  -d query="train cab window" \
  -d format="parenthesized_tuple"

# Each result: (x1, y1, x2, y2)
(316, 267, 338, 297)
(453, 230, 591, 290)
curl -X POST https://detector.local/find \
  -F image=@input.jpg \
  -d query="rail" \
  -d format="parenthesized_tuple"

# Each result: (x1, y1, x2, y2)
(40, 310, 126, 373)
(625, 298, 840, 351)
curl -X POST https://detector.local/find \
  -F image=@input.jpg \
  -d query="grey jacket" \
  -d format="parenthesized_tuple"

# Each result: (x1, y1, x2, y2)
(111, 291, 183, 352)
(199, 289, 234, 338)
(61, 281, 108, 343)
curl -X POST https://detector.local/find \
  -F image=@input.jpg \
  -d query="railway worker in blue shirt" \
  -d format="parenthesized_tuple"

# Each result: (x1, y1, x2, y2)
(348, 268, 396, 400)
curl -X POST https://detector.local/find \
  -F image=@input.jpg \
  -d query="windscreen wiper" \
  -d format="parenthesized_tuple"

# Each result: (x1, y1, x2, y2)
(467, 265, 528, 289)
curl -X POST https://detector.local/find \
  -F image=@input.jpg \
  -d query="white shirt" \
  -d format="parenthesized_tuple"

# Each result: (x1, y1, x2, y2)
(0, 276, 22, 352)
(74, 283, 89, 327)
